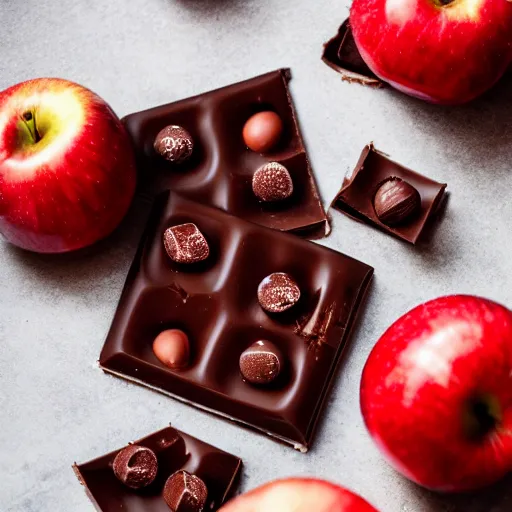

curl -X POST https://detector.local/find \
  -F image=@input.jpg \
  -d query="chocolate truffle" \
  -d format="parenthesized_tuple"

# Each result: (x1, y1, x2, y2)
(112, 445, 158, 489)
(163, 223, 210, 264)
(153, 329, 190, 370)
(257, 272, 300, 313)
(242, 111, 283, 153)
(373, 177, 421, 226)
(252, 162, 293, 202)
(154, 125, 194, 164)
(163, 470, 208, 512)
(239, 340, 284, 385)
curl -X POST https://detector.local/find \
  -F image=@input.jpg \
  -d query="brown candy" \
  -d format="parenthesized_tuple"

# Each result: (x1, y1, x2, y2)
(163, 470, 208, 512)
(239, 340, 283, 385)
(154, 125, 194, 164)
(242, 111, 283, 153)
(252, 162, 293, 202)
(373, 177, 421, 226)
(153, 329, 190, 369)
(163, 223, 210, 264)
(257, 272, 300, 313)
(112, 445, 158, 489)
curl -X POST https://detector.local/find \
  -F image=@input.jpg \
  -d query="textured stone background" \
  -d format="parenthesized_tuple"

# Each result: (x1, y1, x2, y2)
(1, 1, 511, 511)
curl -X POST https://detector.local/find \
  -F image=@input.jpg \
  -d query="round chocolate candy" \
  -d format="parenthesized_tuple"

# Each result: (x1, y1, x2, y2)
(163, 223, 210, 264)
(257, 272, 300, 313)
(153, 329, 190, 370)
(373, 177, 421, 226)
(242, 111, 283, 153)
(163, 470, 208, 512)
(239, 340, 284, 385)
(112, 444, 158, 489)
(252, 162, 293, 202)
(154, 125, 194, 164)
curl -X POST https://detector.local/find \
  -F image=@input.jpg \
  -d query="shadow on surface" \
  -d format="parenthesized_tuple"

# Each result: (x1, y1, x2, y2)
(407, 472, 512, 512)
(2, 197, 151, 295)
(392, 71, 512, 511)
(416, 191, 450, 248)
(173, 0, 241, 13)
(386, 70, 512, 176)
(403, 191, 459, 267)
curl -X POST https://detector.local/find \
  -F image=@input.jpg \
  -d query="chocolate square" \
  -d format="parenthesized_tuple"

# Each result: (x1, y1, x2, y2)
(73, 425, 241, 511)
(331, 144, 447, 244)
(322, 20, 383, 87)
(122, 69, 329, 238)
(99, 192, 373, 451)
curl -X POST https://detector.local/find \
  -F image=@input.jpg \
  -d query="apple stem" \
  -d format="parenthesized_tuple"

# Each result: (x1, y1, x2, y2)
(21, 111, 41, 144)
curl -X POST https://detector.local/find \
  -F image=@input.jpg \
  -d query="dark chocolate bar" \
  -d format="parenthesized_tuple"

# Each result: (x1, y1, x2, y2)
(331, 144, 447, 244)
(122, 69, 329, 238)
(99, 192, 374, 451)
(322, 20, 383, 87)
(73, 425, 241, 511)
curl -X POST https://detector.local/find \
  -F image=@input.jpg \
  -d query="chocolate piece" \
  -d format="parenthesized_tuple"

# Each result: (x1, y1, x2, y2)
(257, 273, 301, 313)
(239, 340, 283, 385)
(373, 178, 421, 226)
(112, 445, 158, 489)
(252, 162, 293, 202)
(153, 329, 190, 370)
(322, 20, 383, 87)
(99, 192, 373, 451)
(73, 425, 241, 512)
(163, 471, 208, 512)
(154, 125, 194, 164)
(242, 111, 283, 153)
(122, 69, 328, 237)
(331, 144, 447, 244)
(163, 223, 210, 264)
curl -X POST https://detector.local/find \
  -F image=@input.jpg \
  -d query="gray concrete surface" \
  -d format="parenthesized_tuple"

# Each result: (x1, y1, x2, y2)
(1, 1, 512, 511)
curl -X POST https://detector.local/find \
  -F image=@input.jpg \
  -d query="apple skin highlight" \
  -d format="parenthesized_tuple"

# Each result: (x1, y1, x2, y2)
(219, 478, 379, 512)
(350, 0, 512, 104)
(361, 295, 512, 491)
(0, 78, 136, 253)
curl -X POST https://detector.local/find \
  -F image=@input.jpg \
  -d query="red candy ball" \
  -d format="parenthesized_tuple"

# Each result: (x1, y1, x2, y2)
(242, 111, 283, 153)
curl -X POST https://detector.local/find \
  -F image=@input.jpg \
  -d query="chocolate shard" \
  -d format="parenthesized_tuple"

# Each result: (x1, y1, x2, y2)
(330, 144, 447, 244)
(322, 20, 383, 87)
(73, 425, 242, 512)
(295, 301, 338, 351)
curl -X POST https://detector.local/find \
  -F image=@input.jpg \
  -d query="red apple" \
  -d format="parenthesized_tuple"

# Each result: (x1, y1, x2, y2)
(349, 0, 512, 104)
(0, 78, 136, 253)
(361, 295, 512, 491)
(220, 478, 378, 512)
